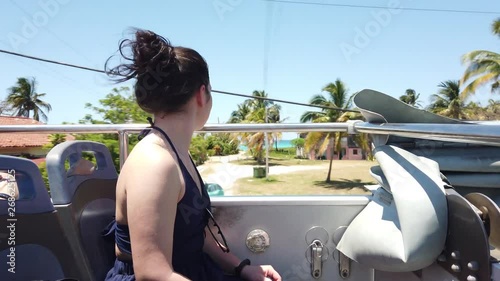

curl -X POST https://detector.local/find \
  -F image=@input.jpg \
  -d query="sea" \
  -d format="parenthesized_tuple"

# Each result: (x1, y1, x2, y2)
(239, 139, 294, 151)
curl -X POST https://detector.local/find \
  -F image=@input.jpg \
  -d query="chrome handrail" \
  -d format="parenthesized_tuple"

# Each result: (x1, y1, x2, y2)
(0, 122, 350, 133)
(1, 121, 500, 167)
(355, 123, 500, 147)
(0, 123, 352, 167)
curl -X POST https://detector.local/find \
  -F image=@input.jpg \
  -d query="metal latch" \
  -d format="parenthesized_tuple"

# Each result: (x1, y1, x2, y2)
(310, 239, 325, 279)
(339, 251, 351, 278)
(305, 227, 330, 279)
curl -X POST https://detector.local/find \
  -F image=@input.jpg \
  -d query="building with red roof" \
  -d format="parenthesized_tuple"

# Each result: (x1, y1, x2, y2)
(0, 116, 74, 164)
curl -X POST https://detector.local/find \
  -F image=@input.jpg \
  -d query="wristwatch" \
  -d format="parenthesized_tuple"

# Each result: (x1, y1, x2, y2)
(234, 259, 251, 277)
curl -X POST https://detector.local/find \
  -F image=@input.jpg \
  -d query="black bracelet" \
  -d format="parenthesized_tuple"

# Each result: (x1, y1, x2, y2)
(234, 258, 251, 277)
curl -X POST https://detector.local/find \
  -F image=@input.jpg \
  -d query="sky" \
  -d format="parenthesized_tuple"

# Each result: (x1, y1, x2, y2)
(0, 0, 499, 140)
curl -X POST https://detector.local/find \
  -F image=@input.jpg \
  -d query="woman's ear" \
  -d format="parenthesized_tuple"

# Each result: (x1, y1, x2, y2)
(195, 84, 208, 106)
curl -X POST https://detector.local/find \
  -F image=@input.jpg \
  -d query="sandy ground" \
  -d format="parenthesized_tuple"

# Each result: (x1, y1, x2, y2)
(198, 152, 329, 195)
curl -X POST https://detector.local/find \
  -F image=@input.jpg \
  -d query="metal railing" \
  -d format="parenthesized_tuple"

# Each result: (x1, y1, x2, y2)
(1, 121, 500, 167)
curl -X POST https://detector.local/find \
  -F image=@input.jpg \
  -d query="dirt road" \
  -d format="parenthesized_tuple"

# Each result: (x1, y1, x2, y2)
(198, 156, 329, 195)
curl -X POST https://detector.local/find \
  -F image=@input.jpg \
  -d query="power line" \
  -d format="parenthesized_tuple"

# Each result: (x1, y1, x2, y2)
(0, 49, 359, 113)
(263, 0, 500, 15)
(211, 89, 360, 112)
(0, 49, 105, 74)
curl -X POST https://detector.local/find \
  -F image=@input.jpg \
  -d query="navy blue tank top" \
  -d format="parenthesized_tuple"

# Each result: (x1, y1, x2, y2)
(103, 124, 226, 280)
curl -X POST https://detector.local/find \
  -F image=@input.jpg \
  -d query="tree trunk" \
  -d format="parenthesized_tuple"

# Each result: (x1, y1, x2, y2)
(326, 136, 335, 182)
(256, 147, 264, 164)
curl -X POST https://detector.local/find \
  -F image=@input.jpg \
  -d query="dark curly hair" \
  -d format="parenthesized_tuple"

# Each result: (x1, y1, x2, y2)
(105, 29, 210, 114)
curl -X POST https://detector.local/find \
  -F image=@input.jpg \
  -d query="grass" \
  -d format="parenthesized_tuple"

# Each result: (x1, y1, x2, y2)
(269, 147, 296, 158)
(233, 160, 377, 196)
(231, 158, 326, 166)
(232, 147, 325, 166)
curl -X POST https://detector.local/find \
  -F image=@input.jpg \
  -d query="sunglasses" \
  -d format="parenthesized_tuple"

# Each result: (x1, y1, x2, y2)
(205, 208, 230, 253)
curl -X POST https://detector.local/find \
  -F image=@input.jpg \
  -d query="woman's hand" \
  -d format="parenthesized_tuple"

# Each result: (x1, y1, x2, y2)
(240, 265, 282, 281)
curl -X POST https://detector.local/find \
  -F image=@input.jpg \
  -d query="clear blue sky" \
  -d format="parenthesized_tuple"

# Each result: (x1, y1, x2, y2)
(1, 0, 499, 140)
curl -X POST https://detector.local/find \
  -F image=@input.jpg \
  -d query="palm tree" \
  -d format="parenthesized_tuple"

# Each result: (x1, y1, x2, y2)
(399, 89, 422, 108)
(300, 78, 354, 182)
(228, 102, 251, 123)
(465, 101, 487, 120)
(266, 103, 289, 150)
(481, 99, 500, 120)
(229, 90, 282, 163)
(460, 18, 500, 98)
(428, 80, 469, 119)
(6, 77, 52, 122)
(247, 90, 273, 110)
(464, 99, 500, 120)
(493, 17, 500, 37)
(460, 50, 500, 97)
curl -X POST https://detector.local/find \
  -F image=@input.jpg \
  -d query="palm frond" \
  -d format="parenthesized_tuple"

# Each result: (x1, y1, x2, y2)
(461, 72, 498, 98)
(304, 132, 324, 152)
(300, 111, 325, 123)
(492, 18, 500, 37)
(461, 50, 500, 64)
(461, 58, 500, 84)
(317, 134, 332, 155)
(308, 94, 329, 106)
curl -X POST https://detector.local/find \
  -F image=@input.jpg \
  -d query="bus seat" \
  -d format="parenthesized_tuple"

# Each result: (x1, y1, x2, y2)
(0, 155, 80, 280)
(46, 140, 118, 281)
(336, 145, 448, 272)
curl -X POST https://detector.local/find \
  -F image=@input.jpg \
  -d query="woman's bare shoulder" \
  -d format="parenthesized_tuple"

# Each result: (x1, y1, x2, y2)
(119, 136, 182, 192)
(125, 136, 177, 171)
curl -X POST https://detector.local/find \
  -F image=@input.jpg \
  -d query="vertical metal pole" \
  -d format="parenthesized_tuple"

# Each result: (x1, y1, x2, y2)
(119, 131, 129, 170)
(265, 107, 269, 179)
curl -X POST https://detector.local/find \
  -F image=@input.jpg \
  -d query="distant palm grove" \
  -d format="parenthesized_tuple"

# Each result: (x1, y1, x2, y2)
(1, 18, 499, 181)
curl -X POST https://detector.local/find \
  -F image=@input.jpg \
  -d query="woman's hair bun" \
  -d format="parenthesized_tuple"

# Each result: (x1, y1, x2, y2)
(105, 28, 209, 114)
(105, 28, 177, 82)
(132, 30, 178, 76)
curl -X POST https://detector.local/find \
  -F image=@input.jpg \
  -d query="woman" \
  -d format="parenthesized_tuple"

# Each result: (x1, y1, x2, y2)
(103, 29, 281, 281)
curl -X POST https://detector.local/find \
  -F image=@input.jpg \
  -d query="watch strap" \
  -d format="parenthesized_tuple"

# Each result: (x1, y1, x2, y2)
(234, 258, 251, 277)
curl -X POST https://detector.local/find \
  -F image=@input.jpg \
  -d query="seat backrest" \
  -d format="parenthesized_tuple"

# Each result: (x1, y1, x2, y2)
(336, 145, 448, 272)
(46, 140, 118, 281)
(0, 155, 80, 280)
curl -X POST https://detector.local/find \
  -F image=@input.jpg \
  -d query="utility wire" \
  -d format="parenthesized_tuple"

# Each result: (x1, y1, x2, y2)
(210, 89, 360, 112)
(0, 49, 105, 74)
(0, 49, 360, 113)
(263, 0, 500, 15)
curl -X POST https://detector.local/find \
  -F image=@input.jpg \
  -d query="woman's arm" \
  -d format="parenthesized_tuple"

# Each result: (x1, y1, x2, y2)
(203, 227, 241, 274)
(125, 147, 189, 281)
(202, 217, 282, 281)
